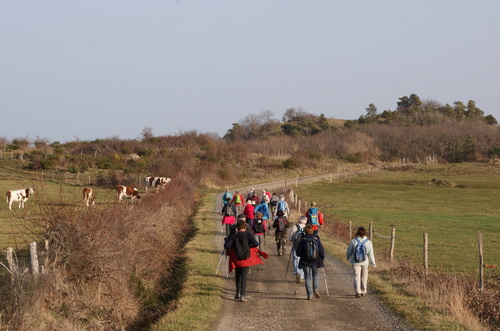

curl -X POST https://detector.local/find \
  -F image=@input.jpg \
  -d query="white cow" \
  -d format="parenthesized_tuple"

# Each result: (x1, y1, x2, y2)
(83, 187, 95, 206)
(144, 176, 172, 192)
(6, 187, 35, 210)
(117, 185, 141, 203)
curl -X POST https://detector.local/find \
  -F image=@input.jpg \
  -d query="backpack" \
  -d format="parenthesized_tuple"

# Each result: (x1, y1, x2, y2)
(270, 196, 278, 206)
(354, 238, 367, 263)
(307, 208, 319, 225)
(234, 232, 250, 260)
(277, 200, 286, 211)
(292, 226, 305, 250)
(234, 194, 242, 204)
(254, 219, 264, 234)
(224, 204, 235, 217)
(276, 217, 287, 232)
(302, 237, 319, 262)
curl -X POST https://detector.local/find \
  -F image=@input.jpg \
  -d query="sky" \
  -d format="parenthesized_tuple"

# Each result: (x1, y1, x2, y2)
(1, 1, 499, 143)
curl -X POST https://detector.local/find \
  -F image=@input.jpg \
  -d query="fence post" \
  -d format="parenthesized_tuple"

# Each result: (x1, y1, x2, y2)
(6, 247, 16, 283)
(29, 242, 39, 278)
(478, 232, 484, 291)
(349, 221, 352, 239)
(298, 200, 301, 214)
(368, 222, 373, 241)
(389, 227, 396, 261)
(423, 233, 428, 277)
(296, 175, 298, 188)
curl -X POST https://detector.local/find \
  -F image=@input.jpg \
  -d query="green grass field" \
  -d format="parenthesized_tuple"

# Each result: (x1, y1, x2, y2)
(0, 170, 118, 251)
(295, 163, 500, 278)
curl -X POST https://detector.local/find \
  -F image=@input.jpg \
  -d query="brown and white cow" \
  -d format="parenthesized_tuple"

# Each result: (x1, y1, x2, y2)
(83, 187, 95, 206)
(144, 176, 172, 192)
(6, 187, 35, 210)
(116, 185, 141, 202)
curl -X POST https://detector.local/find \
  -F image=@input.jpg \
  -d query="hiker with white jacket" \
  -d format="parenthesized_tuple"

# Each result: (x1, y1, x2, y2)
(346, 227, 376, 298)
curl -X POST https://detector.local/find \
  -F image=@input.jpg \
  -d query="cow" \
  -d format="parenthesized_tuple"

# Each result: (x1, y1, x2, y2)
(117, 185, 141, 202)
(83, 187, 95, 206)
(6, 187, 35, 210)
(144, 176, 172, 192)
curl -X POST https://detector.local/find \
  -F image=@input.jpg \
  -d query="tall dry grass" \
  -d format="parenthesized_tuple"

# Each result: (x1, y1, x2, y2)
(0, 177, 196, 330)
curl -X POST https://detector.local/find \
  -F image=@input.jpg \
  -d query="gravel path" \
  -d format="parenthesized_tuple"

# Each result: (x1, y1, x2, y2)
(212, 175, 412, 331)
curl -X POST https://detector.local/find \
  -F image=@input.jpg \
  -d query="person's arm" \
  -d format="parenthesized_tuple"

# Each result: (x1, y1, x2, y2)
(247, 232, 259, 247)
(224, 235, 235, 249)
(367, 240, 376, 267)
(319, 211, 324, 226)
(346, 240, 354, 260)
(318, 239, 325, 260)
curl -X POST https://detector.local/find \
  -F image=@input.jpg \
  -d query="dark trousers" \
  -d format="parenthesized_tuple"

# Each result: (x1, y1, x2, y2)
(235, 266, 250, 296)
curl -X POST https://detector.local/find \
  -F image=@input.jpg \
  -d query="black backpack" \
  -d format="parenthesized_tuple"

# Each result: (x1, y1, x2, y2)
(293, 227, 305, 250)
(234, 232, 250, 260)
(224, 204, 235, 217)
(254, 219, 264, 234)
(276, 217, 287, 232)
(302, 237, 319, 262)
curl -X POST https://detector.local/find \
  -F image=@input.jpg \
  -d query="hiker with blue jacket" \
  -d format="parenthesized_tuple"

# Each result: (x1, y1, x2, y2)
(304, 202, 324, 235)
(297, 224, 325, 300)
(346, 227, 376, 298)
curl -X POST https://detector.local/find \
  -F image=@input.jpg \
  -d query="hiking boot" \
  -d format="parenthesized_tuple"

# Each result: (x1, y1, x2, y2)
(240, 296, 247, 302)
(307, 296, 314, 300)
(234, 293, 240, 300)
(295, 274, 301, 283)
(314, 290, 321, 298)
(355, 293, 361, 298)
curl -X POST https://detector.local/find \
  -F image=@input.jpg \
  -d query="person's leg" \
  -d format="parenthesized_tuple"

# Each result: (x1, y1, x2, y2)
(303, 266, 313, 299)
(235, 268, 242, 299)
(240, 267, 250, 301)
(275, 233, 281, 255)
(312, 267, 321, 298)
(353, 264, 362, 297)
(360, 264, 369, 295)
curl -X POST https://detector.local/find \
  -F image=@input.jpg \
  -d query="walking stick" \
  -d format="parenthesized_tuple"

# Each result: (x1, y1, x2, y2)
(283, 248, 293, 281)
(215, 249, 225, 275)
(322, 267, 330, 296)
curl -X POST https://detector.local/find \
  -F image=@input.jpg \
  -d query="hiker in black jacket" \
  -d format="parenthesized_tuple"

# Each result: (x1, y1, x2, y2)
(296, 225, 325, 300)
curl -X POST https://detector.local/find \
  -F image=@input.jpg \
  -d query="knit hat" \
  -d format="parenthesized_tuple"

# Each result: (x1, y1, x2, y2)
(237, 214, 246, 221)
(299, 216, 308, 224)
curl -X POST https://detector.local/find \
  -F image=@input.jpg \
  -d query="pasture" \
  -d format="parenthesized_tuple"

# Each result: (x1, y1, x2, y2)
(0, 172, 118, 251)
(295, 162, 500, 279)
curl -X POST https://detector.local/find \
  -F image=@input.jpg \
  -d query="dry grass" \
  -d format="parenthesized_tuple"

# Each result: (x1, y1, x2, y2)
(0, 177, 196, 330)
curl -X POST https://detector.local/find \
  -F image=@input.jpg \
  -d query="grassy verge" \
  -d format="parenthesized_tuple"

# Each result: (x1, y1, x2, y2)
(151, 192, 224, 331)
(297, 162, 500, 330)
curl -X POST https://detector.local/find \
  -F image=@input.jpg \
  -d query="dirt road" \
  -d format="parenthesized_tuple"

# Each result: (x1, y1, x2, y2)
(212, 176, 412, 331)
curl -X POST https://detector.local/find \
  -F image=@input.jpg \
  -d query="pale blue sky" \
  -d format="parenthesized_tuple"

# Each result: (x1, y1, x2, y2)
(1, 1, 499, 142)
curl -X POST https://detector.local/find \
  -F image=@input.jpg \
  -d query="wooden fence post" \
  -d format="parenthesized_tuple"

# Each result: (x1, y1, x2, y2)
(349, 221, 352, 239)
(296, 175, 298, 188)
(368, 222, 373, 241)
(29, 242, 39, 277)
(6, 247, 16, 283)
(478, 232, 484, 291)
(298, 200, 301, 214)
(423, 233, 428, 277)
(389, 227, 396, 261)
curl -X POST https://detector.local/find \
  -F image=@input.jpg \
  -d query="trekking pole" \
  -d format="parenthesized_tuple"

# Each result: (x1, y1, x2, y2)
(283, 248, 293, 281)
(322, 267, 330, 296)
(215, 249, 225, 275)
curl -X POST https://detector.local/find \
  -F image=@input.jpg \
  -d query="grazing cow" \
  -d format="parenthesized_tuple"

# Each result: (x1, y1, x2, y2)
(6, 187, 35, 210)
(83, 187, 95, 206)
(144, 176, 172, 192)
(117, 185, 141, 202)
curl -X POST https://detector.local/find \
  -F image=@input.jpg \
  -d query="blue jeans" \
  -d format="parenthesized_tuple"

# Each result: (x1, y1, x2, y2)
(292, 249, 304, 279)
(303, 265, 319, 298)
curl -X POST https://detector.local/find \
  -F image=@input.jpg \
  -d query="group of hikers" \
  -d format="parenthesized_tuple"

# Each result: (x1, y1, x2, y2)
(220, 189, 377, 302)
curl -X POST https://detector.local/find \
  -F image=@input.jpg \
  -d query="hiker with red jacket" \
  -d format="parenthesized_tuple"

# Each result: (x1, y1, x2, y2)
(243, 199, 255, 225)
(232, 190, 245, 215)
(304, 202, 324, 235)
(224, 219, 268, 302)
(221, 198, 237, 236)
